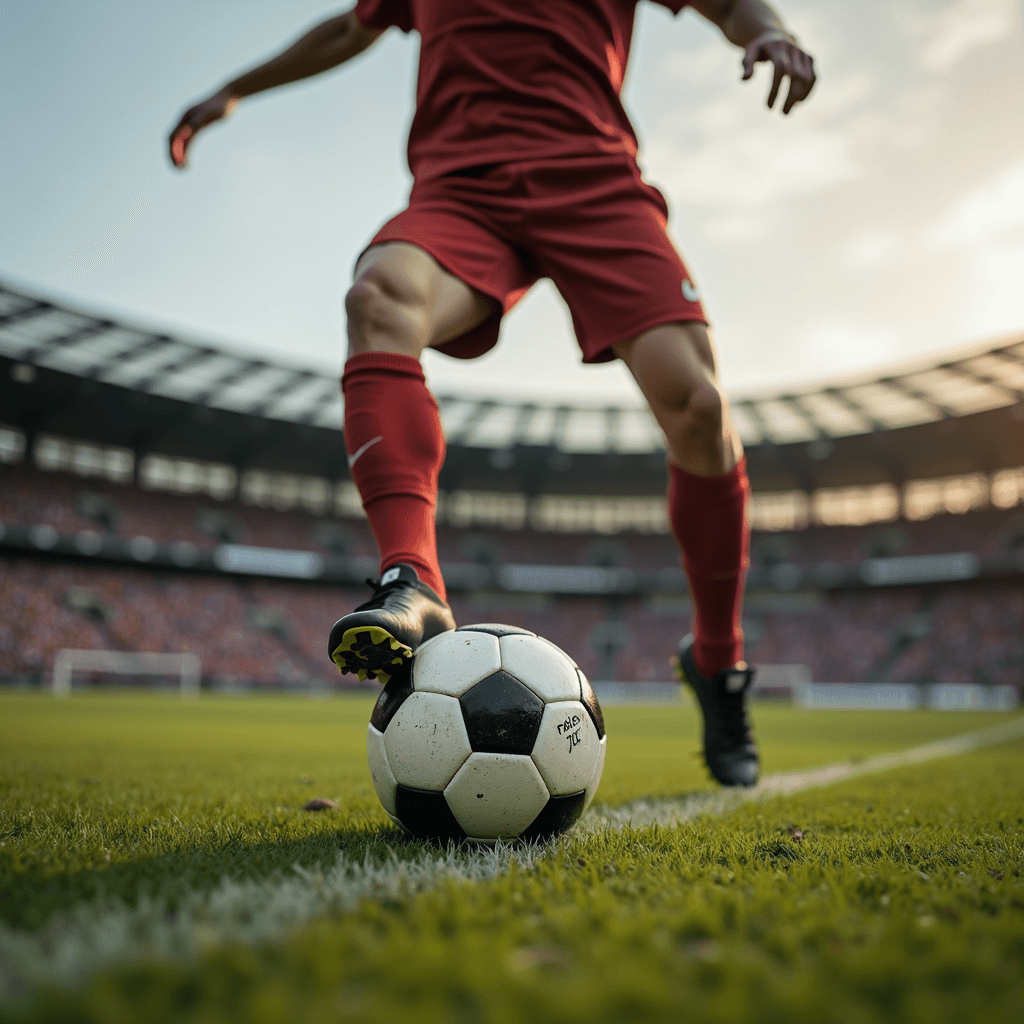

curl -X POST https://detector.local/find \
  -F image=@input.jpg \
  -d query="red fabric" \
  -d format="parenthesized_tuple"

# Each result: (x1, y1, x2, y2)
(669, 458, 751, 676)
(355, 0, 689, 179)
(366, 154, 706, 364)
(341, 352, 447, 600)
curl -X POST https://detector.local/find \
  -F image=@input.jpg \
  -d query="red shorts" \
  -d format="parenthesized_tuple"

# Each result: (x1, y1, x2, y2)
(364, 155, 707, 364)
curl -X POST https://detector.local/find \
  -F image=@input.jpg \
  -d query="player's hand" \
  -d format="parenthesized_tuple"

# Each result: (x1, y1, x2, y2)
(168, 89, 238, 169)
(741, 30, 815, 115)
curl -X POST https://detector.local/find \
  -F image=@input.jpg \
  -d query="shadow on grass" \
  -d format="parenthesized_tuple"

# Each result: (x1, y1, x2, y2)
(1, 821, 416, 932)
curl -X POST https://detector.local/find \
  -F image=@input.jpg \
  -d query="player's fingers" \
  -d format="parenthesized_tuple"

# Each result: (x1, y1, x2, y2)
(785, 74, 813, 114)
(801, 54, 817, 97)
(766, 61, 785, 109)
(741, 44, 759, 80)
(169, 126, 193, 168)
(782, 55, 816, 114)
(782, 78, 800, 115)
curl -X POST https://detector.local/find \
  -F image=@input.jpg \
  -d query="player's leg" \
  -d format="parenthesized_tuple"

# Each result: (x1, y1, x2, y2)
(330, 242, 493, 680)
(614, 322, 757, 787)
(613, 323, 749, 677)
(516, 155, 756, 785)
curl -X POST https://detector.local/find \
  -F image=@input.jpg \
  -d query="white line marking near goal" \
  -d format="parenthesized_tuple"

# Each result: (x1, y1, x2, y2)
(1, 717, 1021, 1008)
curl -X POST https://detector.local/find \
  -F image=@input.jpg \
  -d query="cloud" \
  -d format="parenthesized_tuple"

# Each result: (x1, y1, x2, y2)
(794, 320, 905, 369)
(645, 123, 859, 211)
(702, 212, 771, 243)
(643, 52, 877, 224)
(658, 40, 734, 88)
(928, 160, 1024, 247)
(969, 240, 1024, 335)
(847, 232, 897, 267)
(916, 0, 1019, 72)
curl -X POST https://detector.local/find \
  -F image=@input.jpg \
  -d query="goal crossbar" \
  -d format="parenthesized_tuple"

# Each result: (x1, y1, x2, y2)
(52, 649, 201, 698)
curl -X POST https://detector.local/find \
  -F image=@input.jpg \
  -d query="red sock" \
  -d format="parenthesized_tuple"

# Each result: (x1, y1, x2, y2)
(341, 352, 447, 601)
(669, 458, 750, 677)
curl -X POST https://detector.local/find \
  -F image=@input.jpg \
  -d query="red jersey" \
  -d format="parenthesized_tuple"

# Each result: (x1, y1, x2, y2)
(354, 0, 689, 179)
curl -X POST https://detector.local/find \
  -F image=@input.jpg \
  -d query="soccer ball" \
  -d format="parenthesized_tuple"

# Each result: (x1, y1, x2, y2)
(366, 624, 606, 843)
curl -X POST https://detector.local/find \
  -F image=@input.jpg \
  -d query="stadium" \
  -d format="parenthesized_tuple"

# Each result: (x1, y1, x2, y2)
(2, 278, 1022, 700)
(4, 0, 1024, 1019)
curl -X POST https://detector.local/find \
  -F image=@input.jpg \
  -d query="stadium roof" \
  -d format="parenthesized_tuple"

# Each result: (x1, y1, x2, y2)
(1, 278, 1022, 495)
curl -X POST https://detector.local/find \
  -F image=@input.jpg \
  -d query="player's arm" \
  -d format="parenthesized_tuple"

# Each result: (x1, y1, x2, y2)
(688, 0, 815, 114)
(168, 8, 383, 168)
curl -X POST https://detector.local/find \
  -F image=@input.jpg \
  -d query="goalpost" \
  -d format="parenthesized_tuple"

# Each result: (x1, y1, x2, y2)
(52, 650, 201, 698)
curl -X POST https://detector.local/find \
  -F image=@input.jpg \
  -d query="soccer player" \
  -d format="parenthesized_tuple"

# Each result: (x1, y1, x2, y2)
(169, 0, 815, 787)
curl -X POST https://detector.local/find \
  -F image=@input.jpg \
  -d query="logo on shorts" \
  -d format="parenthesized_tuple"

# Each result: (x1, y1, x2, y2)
(681, 279, 701, 303)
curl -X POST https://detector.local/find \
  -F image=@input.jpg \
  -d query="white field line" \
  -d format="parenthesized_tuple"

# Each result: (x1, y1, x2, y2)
(592, 715, 1024, 829)
(1, 716, 1022, 1007)
(0, 841, 549, 1008)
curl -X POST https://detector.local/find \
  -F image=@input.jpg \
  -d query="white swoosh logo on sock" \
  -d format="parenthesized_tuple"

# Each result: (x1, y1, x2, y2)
(347, 435, 383, 469)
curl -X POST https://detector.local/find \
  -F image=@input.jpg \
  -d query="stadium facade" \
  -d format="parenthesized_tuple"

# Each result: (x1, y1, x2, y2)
(1, 279, 1022, 692)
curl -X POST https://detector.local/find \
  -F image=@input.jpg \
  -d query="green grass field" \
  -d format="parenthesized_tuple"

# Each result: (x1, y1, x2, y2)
(1, 691, 1022, 1023)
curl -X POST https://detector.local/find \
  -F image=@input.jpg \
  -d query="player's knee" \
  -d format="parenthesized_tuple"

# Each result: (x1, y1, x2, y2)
(345, 271, 426, 354)
(345, 277, 401, 335)
(671, 383, 726, 452)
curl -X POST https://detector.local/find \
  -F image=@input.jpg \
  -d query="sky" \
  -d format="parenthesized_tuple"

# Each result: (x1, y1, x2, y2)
(1, 0, 1023, 405)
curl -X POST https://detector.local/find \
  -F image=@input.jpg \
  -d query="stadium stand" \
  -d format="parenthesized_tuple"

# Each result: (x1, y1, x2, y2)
(1, 279, 1022, 691)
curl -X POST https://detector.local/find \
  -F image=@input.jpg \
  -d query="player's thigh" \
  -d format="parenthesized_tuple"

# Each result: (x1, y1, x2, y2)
(350, 242, 493, 352)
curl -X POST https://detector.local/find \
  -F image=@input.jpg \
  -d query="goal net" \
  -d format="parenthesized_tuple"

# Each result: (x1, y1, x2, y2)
(52, 650, 201, 698)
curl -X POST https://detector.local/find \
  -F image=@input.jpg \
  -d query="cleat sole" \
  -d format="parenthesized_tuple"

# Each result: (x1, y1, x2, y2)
(331, 625, 413, 680)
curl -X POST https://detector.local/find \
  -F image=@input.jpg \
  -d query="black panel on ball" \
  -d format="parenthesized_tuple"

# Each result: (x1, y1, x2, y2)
(455, 623, 535, 638)
(521, 791, 587, 841)
(578, 671, 605, 739)
(395, 786, 467, 842)
(369, 665, 414, 732)
(460, 670, 544, 754)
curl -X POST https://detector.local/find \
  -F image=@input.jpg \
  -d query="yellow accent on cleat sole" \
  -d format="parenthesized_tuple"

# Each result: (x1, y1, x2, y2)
(331, 625, 414, 673)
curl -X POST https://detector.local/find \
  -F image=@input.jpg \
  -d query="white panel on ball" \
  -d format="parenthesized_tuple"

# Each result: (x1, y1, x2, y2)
(538, 635, 578, 667)
(413, 631, 502, 697)
(531, 700, 601, 795)
(498, 634, 580, 703)
(366, 723, 398, 815)
(584, 735, 607, 811)
(384, 691, 473, 790)
(444, 751, 550, 839)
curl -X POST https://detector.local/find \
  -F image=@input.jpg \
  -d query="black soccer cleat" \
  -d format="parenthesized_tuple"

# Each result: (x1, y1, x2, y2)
(673, 634, 759, 788)
(328, 564, 455, 682)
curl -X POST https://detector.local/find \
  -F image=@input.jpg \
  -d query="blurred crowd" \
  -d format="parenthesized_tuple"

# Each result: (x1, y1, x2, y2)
(1, 558, 1020, 690)
(1, 465, 1021, 688)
